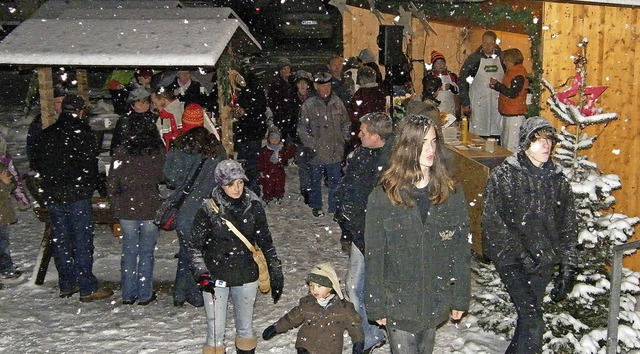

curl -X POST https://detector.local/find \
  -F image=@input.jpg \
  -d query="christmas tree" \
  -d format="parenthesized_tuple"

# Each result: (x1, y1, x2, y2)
(471, 37, 640, 353)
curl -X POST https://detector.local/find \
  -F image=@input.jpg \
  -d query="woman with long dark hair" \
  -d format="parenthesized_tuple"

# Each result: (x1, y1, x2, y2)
(107, 119, 165, 305)
(163, 127, 226, 307)
(364, 114, 471, 354)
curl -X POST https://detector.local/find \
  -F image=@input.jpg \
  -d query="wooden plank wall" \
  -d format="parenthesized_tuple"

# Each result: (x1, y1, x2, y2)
(343, 6, 531, 96)
(541, 2, 640, 269)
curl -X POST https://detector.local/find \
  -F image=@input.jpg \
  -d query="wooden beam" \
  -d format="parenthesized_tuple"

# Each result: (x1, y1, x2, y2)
(75, 68, 90, 107)
(37, 67, 55, 129)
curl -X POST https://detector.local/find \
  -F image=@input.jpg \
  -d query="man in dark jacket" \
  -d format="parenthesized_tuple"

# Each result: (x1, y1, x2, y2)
(482, 116, 578, 353)
(335, 112, 393, 352)
(234, 68, 268, 196)
(267, 57, 295, 144)
(31, 95, 113, 302)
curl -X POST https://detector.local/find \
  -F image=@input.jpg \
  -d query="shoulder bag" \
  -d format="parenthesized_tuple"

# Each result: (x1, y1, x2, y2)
(154, 158, 207, 231)
(207, 198, 271, 294)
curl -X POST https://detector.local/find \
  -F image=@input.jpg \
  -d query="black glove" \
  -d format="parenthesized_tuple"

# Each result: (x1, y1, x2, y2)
(197, 273, 216, 294)
(352, 342, 364, 354)
(270, 261, 284, 304)
(550, 265, 576, 302)
(262, 324, 277, 340)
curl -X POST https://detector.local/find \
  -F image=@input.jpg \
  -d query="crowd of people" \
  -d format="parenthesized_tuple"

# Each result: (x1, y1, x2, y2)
(1, 36, 578, 354)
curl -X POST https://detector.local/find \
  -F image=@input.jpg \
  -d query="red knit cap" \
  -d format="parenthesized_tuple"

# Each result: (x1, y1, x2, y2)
(430, 50, 446, 64)
(182, 103, 204, 132)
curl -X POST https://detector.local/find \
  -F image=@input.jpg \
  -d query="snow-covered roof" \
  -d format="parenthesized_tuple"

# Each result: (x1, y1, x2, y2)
(0, 16, 261, 67)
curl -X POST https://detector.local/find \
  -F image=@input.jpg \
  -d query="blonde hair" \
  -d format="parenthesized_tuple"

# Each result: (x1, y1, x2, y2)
(379, 115, 454, 206)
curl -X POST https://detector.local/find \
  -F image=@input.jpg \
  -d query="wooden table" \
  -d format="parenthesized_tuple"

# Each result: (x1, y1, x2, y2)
(446, 135, 512, 256)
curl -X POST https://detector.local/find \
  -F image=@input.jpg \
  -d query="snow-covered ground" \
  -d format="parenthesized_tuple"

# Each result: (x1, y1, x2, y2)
(0, 106, 509, 353)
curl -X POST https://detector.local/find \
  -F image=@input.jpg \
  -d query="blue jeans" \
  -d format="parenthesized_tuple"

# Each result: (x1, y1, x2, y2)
(387, 326, 436, 354)
(309, 162, 342, 213)
(48, 199, 99, 296)
(119, 219, 158, 302)
(236, 140, 262, 196)
(347, 244, 386, 349)
(174, 224, 203, 306)
(203, 281, 258, 347)
(0, 225, 15, 273)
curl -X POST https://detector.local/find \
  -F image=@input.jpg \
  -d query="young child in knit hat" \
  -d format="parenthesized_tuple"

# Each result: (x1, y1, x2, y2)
(257, 126, 296, 204)
(262, 262, 365, 354)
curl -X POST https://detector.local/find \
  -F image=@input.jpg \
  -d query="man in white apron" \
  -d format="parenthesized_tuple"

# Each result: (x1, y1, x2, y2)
(459, 31, 505, 138)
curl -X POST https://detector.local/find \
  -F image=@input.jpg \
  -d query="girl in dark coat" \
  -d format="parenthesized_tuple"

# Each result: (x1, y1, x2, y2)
(163, 127, 225, 307)
(107, 119, 165, 305)
(482, 117, 577, 354)
(186, 159, 284, 354)
(364, 114, 471, 354)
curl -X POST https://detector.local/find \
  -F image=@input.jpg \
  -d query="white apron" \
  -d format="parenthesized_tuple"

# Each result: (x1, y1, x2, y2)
(436, 73, 457, 116)
(469, 56, 504, 136)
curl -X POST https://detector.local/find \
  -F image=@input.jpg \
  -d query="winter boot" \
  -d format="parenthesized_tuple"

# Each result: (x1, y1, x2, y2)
(235, 336, 257, 354)
(202, 345, 225, 354)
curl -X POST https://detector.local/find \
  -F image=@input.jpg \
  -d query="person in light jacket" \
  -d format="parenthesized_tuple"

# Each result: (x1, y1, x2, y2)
(364, 114, 471, 354)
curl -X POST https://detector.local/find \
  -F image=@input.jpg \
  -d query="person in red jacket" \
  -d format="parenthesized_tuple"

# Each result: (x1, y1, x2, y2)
(490, 48, 528, 152)
(257, 127, 296, 204)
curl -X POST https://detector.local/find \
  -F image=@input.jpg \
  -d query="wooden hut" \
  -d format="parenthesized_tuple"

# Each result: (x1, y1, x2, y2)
(342, 1, 640, 268)
(0, 1, 261, 156)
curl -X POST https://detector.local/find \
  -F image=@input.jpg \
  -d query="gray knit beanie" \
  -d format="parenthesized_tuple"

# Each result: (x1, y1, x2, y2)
(519, 116, 556, 150)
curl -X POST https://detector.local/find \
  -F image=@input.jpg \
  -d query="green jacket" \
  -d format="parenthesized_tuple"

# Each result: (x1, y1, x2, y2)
(364, 185, 471, 332)
(0, 163, 17, 226)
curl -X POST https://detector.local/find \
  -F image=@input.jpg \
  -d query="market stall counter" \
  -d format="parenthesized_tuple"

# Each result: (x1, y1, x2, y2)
(445, 133, 513, 256)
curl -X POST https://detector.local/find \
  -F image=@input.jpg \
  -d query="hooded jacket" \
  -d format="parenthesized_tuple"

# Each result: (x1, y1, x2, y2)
(273, 294, 363, 354)
(481, 152, 577, 270)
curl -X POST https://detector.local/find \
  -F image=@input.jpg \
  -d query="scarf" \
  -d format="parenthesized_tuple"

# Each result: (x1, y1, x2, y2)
(267, 143, 282, 163)
(317, 293, 335, 308)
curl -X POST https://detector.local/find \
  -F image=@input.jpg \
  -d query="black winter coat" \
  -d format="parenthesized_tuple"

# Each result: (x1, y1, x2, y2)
(31, 112, 99, 205)
(481, 152, 577, 270)
(335, 140, 393, 253)
(110, 110, 158, 154)
(234, 73, 268, 143)
(364, 185, 471, 332)
(187, 187, 280, 286)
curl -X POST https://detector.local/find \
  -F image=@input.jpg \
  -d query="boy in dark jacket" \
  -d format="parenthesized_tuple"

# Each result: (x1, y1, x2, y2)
(482, 116, 578, 353)
(262, 262, 365, 354)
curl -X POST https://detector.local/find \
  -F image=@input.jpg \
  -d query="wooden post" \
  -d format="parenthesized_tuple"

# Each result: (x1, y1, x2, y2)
(76, 68, 90, 107)
(217, 84, 234, 157)
(37, 67, 55, 129)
